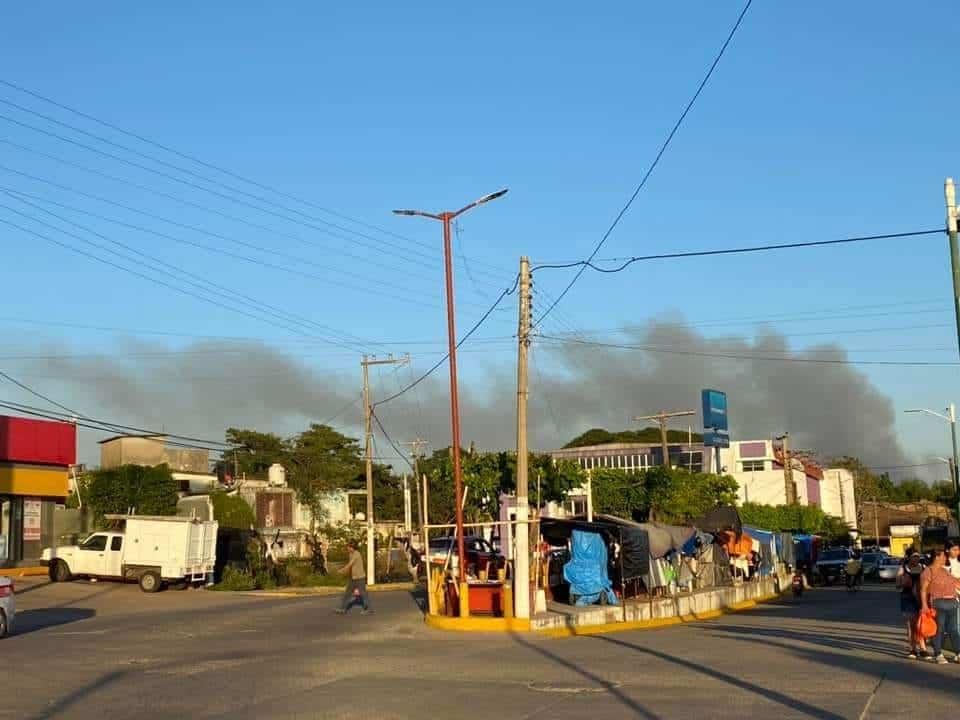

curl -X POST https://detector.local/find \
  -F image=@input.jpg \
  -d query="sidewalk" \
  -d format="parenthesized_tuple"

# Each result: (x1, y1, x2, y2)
(1, 566, 48, 578)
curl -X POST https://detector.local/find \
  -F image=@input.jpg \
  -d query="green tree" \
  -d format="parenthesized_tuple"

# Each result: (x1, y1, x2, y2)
(590, 468, 646, 519)
(564, 427, 702, 449)
(221, 428, 289, 477)
(83, 464, 179, 524)
(739, 502, 851, 543)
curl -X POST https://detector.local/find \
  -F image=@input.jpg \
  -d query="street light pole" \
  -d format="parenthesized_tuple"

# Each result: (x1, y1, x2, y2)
(904, 405, 960, 526)
(393, 189, 508, 587)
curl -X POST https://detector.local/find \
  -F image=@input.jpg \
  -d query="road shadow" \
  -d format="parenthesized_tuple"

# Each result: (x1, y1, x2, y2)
(409, 586, 428, 614)
(509, 632, 660, 719)
(707, 621, 904, 659)
(13, 608, 96, 636)
(14, 580, 52, 595)
(592, 633, 845, 720)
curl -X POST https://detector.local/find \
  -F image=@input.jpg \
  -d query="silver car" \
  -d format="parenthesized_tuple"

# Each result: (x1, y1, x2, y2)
(0, 576, 13, 637)
(877, 557, 901, 582)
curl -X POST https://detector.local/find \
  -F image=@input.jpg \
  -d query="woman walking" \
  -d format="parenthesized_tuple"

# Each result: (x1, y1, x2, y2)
(897, 552, 925, 658)
(920, 546, 960, 664)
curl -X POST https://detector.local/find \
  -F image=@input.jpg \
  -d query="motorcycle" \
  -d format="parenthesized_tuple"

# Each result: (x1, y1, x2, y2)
(791, 571, 804, 598)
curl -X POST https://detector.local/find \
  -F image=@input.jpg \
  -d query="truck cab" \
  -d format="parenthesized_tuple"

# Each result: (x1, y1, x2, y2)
(44, 531, 126, 580)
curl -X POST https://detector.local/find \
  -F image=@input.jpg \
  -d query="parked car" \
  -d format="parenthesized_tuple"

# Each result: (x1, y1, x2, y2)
(0, 576, 13, 638)
(815, 548, 853, 585)
(42, 515, 218, 592)
(427, 535, 505, 576)
(861, 551, 886, 579)
(877, 556, 901, 582)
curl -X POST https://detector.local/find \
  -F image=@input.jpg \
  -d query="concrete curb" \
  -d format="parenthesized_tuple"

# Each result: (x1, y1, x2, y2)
(240, 582, 417, 598)
(423, 592, 783, 637)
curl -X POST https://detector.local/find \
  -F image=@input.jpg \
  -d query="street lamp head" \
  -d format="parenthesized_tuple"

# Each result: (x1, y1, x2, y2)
(477, 188, 509, 205)
(392, 209, 418, 216)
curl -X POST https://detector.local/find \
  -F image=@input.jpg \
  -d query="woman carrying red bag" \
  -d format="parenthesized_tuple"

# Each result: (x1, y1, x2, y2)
(897, 552, 926, 658)
(920, 546, 960, 665)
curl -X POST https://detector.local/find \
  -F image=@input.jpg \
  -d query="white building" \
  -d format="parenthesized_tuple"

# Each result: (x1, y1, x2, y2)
(820, 468, 857, 528)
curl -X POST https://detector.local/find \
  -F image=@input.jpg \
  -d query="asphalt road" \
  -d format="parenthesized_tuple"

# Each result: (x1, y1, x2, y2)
(2, 578, 956, 719)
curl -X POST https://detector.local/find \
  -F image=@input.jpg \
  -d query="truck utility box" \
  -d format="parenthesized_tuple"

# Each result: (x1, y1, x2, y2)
(42, 515, 218, 592)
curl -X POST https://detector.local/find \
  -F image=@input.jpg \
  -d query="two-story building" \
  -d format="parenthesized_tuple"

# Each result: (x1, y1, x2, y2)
(0, 415, 74, 567)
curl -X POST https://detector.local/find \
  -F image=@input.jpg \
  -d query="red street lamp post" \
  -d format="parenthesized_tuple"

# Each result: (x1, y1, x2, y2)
(393, 188, 508, 583)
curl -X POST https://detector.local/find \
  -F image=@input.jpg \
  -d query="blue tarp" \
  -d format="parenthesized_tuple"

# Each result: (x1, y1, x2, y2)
(793, 534, 815, 569)
(744, 526, 777, 576)
(563, 529, 618, 606)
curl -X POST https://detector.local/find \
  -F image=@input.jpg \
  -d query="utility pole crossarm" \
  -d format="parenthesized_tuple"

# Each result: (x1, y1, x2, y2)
(632, 410, 696, 468)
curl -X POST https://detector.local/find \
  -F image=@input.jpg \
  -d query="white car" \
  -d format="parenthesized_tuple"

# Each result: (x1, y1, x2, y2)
(877, 557, 902, 582)
(0, 576, 14, 638)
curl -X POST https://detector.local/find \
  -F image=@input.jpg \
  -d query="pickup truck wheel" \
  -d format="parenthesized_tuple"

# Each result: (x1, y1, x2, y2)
(0, 608, 7, 638)
(139, 571, 161, 593)
(50, 560, 72, 583)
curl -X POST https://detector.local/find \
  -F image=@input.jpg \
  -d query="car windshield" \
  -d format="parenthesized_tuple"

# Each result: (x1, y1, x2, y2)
(820, 550, 849, 562)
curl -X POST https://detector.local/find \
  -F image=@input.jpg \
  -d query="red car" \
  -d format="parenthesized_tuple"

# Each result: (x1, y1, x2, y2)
(427, 535, 505, 575)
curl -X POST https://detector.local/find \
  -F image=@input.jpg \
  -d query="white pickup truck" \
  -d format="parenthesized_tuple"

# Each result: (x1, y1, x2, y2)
(42, 515, 218, 592)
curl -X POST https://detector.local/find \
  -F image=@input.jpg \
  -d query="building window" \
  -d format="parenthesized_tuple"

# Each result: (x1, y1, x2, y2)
(741, 460, 765, 472)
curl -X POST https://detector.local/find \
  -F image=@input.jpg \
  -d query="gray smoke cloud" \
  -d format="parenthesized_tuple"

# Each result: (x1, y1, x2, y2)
(3, 321, 907, 469)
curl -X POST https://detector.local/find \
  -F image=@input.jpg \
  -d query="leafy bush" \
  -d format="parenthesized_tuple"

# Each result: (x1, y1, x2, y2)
(740, 502, 851, 542)
(214, 566, 256, 591)
(210, 491, 255, 529)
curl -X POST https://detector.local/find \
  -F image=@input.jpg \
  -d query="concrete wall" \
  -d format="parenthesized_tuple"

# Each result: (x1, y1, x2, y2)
(532, 575, 785, 632)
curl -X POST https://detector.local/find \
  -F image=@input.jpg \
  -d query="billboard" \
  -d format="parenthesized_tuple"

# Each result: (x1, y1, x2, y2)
(702, 389, 730, 448)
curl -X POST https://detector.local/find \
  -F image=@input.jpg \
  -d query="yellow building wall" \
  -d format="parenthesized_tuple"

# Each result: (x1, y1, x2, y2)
(890, 536, 918, 558)
(0, 464, 69, 497)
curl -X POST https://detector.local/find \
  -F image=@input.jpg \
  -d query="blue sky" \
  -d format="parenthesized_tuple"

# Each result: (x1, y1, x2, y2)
(0, 2, 958, 472)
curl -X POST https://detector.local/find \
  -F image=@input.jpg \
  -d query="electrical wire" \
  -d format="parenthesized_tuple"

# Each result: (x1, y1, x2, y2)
(1, 186, 441, 306)
(532, 229, 945, 274)
(371, 409, 416, 473)
(0, 369, 82, 417)
(0, 200, 375, 353)
(0, 77, 514, 279)
(537, 335, 960, 367)
(536, 0, 754, 326)
(0, 399, 232, 449)
(373, 275, 521, 408)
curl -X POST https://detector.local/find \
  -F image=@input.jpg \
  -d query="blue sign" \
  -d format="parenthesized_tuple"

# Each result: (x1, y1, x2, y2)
(701, 389, 728, 432)
(703, 429, 730, 448)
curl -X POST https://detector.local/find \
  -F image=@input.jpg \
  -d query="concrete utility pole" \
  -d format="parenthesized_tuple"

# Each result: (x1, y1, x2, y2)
(361, 354, 409, 584)
(777, 433, 797, 505)
(404, 438, 428, 530)
(633, 410, 696, 468)
(393, 188, 508, 585)
(514, 256, 532, 620)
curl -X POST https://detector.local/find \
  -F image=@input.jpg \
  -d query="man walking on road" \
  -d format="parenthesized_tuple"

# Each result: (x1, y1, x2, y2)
(336, 541, 372, 615)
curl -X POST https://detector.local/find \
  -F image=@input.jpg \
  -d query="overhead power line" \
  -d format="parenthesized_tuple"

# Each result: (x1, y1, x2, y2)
(0, 77, 513, 279)
(537, 335, 960, 367)
(370, 410, 416, 473)
(536, 0, 754, 326)
(374, 275, 521, 408)
(0, 369, 82, 417)
(531, 229, 944, 274)
(0, 201, 375, 353)
(0, 398, 231, 449)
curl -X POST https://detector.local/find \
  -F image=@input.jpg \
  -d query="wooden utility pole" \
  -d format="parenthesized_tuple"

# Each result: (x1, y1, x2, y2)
(361, 354, 409, 584)
(514, 256, 532, 619)
(633, 410, 696, 467)
(778, 433, 797, 505)
(404, 438, 428, 530)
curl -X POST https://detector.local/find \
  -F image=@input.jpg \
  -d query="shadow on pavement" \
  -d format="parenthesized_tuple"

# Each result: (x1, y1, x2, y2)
(14, 608, 96, 636)
(14, 580, 52, 595)
(592, 634, 846, 720)
(509, 632, 660, 719)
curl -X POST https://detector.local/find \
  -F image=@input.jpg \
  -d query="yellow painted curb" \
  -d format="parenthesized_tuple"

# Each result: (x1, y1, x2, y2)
(424, 614, 532, 633)
(1, 567, 48, 578)
(423, 587, 787, 638)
